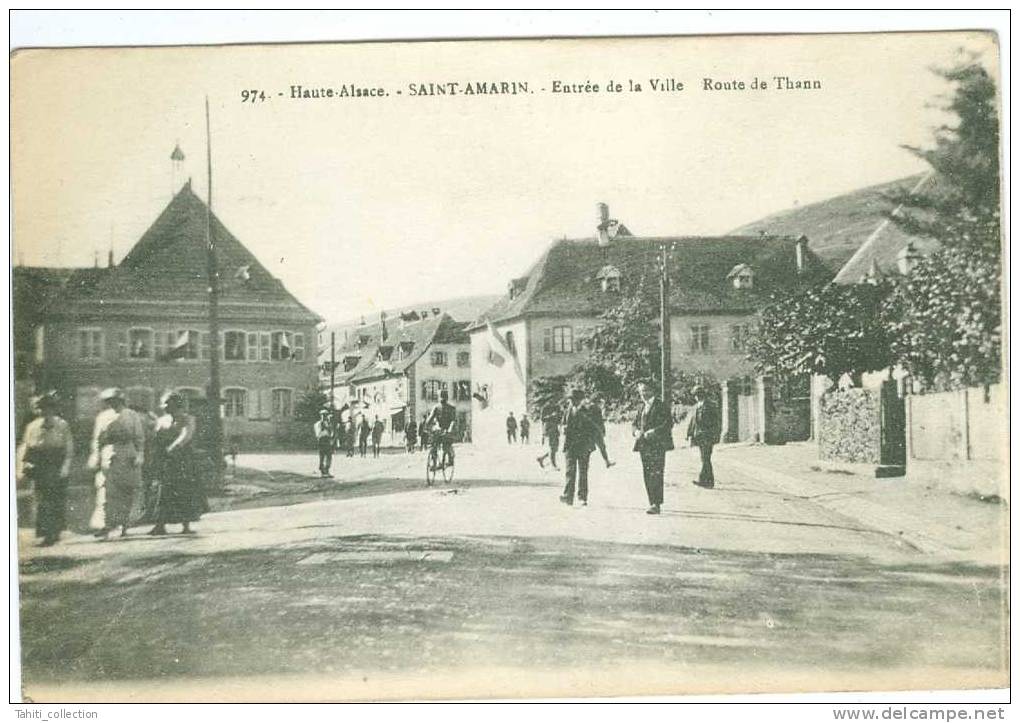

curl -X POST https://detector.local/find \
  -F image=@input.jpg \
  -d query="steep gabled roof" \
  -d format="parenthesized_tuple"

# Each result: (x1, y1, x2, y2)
(60, 182, 320, 322)
(470, 234, 829, 329)
(332, 312, 468, 386)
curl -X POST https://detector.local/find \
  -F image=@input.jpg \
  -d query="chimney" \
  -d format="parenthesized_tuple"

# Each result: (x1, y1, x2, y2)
(596, 202, 611, 247)
(107, 249, 114, 268)
(897, 242, 922, 275)
(795, 235, 808, 274)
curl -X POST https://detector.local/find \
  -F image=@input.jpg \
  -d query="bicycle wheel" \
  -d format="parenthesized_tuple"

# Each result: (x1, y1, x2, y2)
(425, 448, 438, 487)
(440, 448, 455, 484)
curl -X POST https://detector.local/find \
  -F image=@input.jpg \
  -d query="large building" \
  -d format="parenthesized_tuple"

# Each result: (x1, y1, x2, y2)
(19, 181, 322, 447)
(468, 203, 831, 446)
(319, 311, 472, 444)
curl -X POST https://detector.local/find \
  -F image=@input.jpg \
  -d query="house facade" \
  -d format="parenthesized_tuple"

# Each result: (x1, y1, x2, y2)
(468, 204, 830, 447)
(320, 311, 472, 444)
(24, 181, 321, 448)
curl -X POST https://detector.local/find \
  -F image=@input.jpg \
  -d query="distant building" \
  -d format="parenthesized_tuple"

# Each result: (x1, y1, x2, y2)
(320, 311, 472, 443)
(18, 181, 322, 447)
(468, 203, 831, 446)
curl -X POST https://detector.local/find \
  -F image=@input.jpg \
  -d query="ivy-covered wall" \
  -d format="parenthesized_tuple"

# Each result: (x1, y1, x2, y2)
(818, 388, 881, 463)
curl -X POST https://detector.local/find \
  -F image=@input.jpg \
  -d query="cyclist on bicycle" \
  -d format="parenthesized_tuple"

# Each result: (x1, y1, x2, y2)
(425, 389, 457, 467)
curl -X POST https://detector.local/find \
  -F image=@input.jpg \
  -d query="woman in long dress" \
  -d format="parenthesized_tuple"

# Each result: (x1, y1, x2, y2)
(149, 392, 207, 535)
(89, 388, 145, 540)
(16, 392, 74, 546)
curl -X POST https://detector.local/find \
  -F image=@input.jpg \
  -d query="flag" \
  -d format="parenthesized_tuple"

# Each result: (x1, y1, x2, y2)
(166, 330, 192, 360)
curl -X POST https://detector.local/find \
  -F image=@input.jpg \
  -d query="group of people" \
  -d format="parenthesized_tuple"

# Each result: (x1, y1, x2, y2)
(504, 412, 531, 444)
(314, 412, 387, 477)
(537, 382, 720, 515)
(16, 387, 207, 547)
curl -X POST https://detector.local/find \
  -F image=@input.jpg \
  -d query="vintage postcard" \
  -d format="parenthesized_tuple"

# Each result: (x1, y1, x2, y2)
(10, 29, 1007, 702)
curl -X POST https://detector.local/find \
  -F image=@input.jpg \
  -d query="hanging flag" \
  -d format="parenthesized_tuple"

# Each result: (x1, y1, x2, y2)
(166, 330, 192, 360)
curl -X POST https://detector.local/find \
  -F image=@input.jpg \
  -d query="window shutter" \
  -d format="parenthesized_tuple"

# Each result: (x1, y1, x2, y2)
(543, 328, 551, 353)
(247, 333, 258, 362)
(117, 330, 128, 359)
(200, 332, 210, 360)
(294, 333, 304, 361)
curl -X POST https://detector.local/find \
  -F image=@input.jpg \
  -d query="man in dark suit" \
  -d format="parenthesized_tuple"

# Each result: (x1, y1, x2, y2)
(559, 388, 599, 507)
(687, 385, 721, 489)
(633, 380, 674, 515)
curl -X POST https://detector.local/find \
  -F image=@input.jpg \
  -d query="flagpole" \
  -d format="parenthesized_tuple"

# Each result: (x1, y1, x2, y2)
(205, 96, 224, 472)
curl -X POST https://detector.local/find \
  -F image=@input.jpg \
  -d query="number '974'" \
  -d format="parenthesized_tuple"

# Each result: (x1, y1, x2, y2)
(241, 90, 267, 103)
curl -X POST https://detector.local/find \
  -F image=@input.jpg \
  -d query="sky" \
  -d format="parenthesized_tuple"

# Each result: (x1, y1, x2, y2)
(11, 31, 998, 324)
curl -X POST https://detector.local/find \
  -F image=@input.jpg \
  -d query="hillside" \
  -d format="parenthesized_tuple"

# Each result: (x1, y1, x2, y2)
(320, 293, 500, 344)
(729, 175, 930, 275)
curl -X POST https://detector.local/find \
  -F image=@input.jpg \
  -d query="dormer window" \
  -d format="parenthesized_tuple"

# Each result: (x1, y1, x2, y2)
(357, 334, 371, 348)
(508, 276, 528, 301)
(398, 341, 415, 359)
(343, 355, 361, 372)
(727, 264, 754, 290)
(595, 264, 621, 293)
(377, 345, 393, 362)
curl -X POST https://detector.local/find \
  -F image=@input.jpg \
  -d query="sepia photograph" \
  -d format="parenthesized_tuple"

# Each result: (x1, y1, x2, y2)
(9, 14, 1008, 705)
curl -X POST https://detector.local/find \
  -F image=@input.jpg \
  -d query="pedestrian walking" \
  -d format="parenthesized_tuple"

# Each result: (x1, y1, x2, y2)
(88, 388, 145, 540)
(418, 414, 430, 452)
(687, 386, 721, 489)
(345, 418, 356, 457)
(559, 389, 600, 507)
(314, 409, 334, 478)
(371, 416, 384, 458)
(588, 395, 616, 468)
(519, 415, 531, 444)
(506, 412, 518, 444)
(358, 416, 371, 458)
(405, 418, 418, 452)
(632, 380, 674, 515)
(16, 392, 74, 546)
(536, 401, 561, 470)
(148, 392, 207, 535)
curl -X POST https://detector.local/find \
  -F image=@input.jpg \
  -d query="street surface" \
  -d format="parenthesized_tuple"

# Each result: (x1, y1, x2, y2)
(17, 436, 1009, 701)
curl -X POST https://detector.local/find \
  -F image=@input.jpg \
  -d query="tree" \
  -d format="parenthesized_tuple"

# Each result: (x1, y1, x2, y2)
(295, 387, 329, 423)
(884, 58, 1002, 387)
(748, 283, 895, 385)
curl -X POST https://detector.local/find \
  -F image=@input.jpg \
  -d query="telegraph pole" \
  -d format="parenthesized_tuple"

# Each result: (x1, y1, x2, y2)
(330, 331, 336, 409)
(659, 243, 672, 407)
(205, 96, 224, 471)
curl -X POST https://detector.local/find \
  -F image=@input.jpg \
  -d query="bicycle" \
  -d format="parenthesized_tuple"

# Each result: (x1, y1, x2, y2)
(425, 433, 455, 486)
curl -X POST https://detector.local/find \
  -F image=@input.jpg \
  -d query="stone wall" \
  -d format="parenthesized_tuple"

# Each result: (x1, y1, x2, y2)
(818, 387, 881, 464)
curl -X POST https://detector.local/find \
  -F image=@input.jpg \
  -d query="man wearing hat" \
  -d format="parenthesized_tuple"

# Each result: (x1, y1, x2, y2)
(633, 380, 674, 515)
(686, 385, 721, 489)
(88, 387, 145, 539)
(314, 408, 335, 478)
(16, 392, 74, 546)
(559, 388, 600, 507)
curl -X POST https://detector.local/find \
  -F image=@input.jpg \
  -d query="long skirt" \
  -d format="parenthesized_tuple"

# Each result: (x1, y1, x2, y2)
(95, 455, 141, 529)
(151, 451, 207, 524)
(27, 449, 67, 540)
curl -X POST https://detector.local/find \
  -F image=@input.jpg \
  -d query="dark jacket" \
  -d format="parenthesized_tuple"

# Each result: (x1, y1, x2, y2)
(561, 402, 599, 455)
(633, 398, 675, 453)
(686, 400, 721, 446)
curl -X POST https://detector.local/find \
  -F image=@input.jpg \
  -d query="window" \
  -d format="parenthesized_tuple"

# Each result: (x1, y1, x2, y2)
(421, 380, 447, 402)
(378, 346, 393, 362)
(272, 388, 293, 417)
(293, 333, 305, 362)
(730, 324, 751, 351)
(224, 331, 246, 361)
(453, 380, 472, 402)
(690, 325, 711, 352)
(223, 388, 247, 418)
(128, 328, 153, 359)
(259, 332, 271, 361)
(456, 351, 470, 368)
(77, 328, 104, 360)
(343, 355, 360, 372)
(169, 329, 200, 360)
(271, 331, 293, 361)
(740, 376, 754, 396)
(431, 350, 448, 367)
(551, 326, 574, 354)
(200, 332, 211, 360)
(504, 331, 516, 356)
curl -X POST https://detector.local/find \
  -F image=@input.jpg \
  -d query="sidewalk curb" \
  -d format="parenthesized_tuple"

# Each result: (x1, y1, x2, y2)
(716, 456, 950, 556)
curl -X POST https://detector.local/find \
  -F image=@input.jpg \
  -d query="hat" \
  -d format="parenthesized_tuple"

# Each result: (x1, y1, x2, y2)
(100, 387, 125, 402)
(31, 391, 59, 410)
(319, 408, 331, 416)
(160, 391, 184, 408)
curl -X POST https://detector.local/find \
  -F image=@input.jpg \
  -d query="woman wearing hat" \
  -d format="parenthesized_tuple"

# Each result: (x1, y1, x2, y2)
(148, 391, 207, 535)
(16, 392, 74, 546)
(88, 387, 146, 539)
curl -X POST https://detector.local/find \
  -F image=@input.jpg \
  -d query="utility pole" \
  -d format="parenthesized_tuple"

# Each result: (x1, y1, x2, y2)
(205, 96, 224, 471)
(330, 331, 336, 409)
(659, 243, 672, 407)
